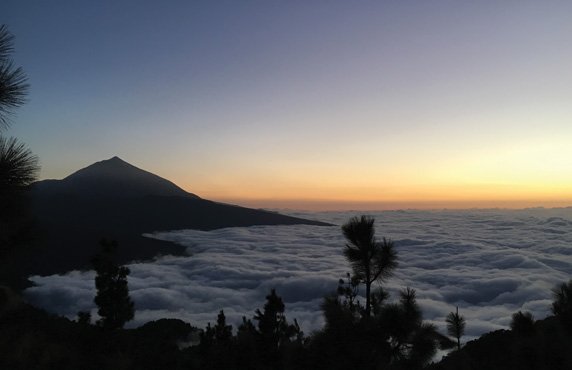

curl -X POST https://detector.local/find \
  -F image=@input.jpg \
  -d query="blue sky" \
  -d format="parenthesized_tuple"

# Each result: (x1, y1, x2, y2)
(3, 1, 572, 209)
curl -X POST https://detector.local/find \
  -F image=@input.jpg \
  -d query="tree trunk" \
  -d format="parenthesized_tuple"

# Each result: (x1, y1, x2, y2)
(365, 280, 371, 317)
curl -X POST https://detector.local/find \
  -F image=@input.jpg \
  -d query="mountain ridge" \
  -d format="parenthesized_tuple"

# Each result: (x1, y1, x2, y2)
(32, 156, 199, 199)
(16, 157, 332, 279)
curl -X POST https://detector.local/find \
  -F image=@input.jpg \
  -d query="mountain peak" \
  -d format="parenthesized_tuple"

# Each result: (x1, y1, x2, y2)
(66, 156, 144, 180)
(108, 155, 124, 162)
(34, 157, 200, 199)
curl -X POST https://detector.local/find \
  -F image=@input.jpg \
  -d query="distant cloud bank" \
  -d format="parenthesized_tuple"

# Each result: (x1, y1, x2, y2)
(25, 208, 572, 340)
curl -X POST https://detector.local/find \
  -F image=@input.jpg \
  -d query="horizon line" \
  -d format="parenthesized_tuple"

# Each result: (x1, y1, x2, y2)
(214, 198, 572, 212)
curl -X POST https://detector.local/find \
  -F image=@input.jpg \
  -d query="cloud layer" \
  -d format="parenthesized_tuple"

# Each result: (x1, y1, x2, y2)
(25, 208, 572, 341)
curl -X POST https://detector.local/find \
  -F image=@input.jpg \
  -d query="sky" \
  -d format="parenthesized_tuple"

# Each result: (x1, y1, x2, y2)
(3, 1, 572, 210)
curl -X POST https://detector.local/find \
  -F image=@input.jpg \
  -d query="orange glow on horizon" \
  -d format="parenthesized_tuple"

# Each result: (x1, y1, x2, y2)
(215, 198, 572, 212)
(178, 180, 572, 211)
(166, 130, 572, 212)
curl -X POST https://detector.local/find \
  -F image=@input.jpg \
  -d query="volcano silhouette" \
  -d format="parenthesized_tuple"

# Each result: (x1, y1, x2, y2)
(32, 156, 200, 198)
(20, 157, 330, 277)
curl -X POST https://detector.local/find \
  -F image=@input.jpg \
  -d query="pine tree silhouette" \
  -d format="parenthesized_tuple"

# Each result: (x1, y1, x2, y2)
(341, 215, 397, 317)
(91, 239, 134, 330)
(446, 306, 466, 350)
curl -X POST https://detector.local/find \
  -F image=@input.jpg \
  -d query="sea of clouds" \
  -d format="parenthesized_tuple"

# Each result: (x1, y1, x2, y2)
(25, 208, 572, 341)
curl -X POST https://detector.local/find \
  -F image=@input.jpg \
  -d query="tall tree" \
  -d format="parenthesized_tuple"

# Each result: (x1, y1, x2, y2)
(254, 288, 288, 349)
(446, 306, 466, 350)
(0, 25, 28, 130)
(378, 288, 454, 367)
(0, 25, 35, 185)
(253, 289, 302, 368)
(199, 310, 235, 369)
(214, 310, 233, 343)
(0, 25, 38, 275)
(552, 280, 572, 331)
(341, 215, 397, 317)
(91, 239, 134, 330)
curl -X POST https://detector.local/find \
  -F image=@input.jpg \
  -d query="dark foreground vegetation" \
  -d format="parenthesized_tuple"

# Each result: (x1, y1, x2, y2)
(2, 217, 572, 370)
(2, 279, 572, 369)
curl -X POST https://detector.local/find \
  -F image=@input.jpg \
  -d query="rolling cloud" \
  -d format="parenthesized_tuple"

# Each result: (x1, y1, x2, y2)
(25, 208, 572, 341)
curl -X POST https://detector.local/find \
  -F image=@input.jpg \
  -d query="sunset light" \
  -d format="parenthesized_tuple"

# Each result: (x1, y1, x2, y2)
(3, 3, 572, 368)
(4, 1, 571, 210)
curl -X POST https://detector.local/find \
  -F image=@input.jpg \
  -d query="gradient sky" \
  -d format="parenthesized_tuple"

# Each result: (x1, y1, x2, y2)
(3, 1, 572, 210)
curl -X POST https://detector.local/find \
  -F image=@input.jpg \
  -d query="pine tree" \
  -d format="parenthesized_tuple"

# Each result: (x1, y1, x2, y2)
(0, 25, 28, 130)
(552, 280, 572, 331)
(0, 25, 38, 263)
(341, 215, 397, 317)
(91, 239, 134, 330)
(214, 310, 232, 343)
(446, 306, 466, 350)
(254, 288, 288, 349)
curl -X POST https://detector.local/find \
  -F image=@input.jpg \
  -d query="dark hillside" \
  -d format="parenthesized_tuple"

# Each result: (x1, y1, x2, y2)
(15, 157, 330, 279)
(428, 316, 572, 370)
(0, 298, 195, 370)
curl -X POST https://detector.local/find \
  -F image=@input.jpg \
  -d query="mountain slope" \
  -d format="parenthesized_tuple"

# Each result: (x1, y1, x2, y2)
(32, 156, 199, 198)
(18, 157, 331, 278)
